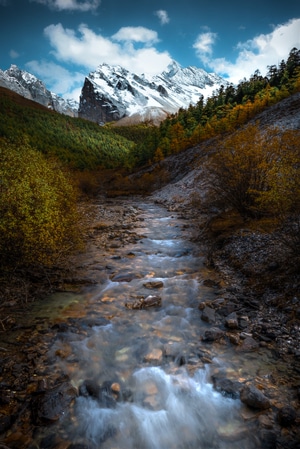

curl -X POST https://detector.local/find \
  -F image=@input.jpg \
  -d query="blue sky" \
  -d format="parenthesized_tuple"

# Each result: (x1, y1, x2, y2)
(0, 0, 299, 102)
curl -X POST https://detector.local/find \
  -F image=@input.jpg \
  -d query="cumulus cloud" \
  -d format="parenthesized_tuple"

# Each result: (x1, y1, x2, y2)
(155, 10, 170, 25)
(112, 26, 159, 45)
(44, 23, 171, 74)
(193, 31, 218, 63)
(194, 18, 300, 83)
(26, 59, 84, 100)
(30, 0, 100, 12)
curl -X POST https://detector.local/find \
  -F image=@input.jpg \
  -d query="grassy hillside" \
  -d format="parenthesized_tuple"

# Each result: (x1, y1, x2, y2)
(0, 87, 135, 170)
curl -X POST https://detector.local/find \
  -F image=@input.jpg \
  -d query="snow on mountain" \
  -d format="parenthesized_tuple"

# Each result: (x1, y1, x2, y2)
(0, 62, 228, 125)
(78, 61, 228, 125)
(0, 65, 78, 117)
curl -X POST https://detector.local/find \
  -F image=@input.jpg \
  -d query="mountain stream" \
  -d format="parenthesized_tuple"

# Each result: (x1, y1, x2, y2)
(1, 199, 298, 449)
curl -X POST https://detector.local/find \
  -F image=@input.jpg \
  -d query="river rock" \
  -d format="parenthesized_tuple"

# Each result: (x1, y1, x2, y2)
(218, 301, 238, 317)
(225, 312, 239, 329)
(259, 429, 277, 449)
(277, 405, 297, 426)
(227, 333, 240, 345)
(143, 348, 163, 364)
(125, 295, 162, 309)
(79, 379, 101, 399)
(143, 281, 164, 289)
(212, 376, 242, 399)
(31, 382, 77, 425)
(237, 336, 259, 352)
(202, 327, 225, 342)
(201, 306, 216, 323)
(79, 380, 117, 408)
(240, 385, 271, 410)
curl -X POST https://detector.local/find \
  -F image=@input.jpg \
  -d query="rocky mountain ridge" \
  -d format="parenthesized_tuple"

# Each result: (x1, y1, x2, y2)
(0, 65, 78, 117)
(78, 60, 227, 125)
(0, 61, 227, 125)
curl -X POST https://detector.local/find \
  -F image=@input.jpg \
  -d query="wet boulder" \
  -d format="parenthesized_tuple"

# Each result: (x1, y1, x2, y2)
(79, 380, 117, 408)
(225, 312, 239, 329)
(201, 306, 216, 324)
(143, 281, 164, 289)
(237, 336, 259, 352)
(79, 379, 101, 399)
(278, 405, 297, 426)
(202, 327, 225, 342)
(212, 376, 242, 399)
(31, 382, 77, 425)
(125, 295, 162, 309)
(259, 429, 277, 449)
(240, 385, 271, 410)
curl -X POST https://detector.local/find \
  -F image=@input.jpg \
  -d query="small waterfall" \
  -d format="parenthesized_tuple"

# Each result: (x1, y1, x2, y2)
(73, 366, 250, 449)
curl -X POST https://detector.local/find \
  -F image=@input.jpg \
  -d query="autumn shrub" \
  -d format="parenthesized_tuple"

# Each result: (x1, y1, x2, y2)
(257, 129, 300, 215)
(206, 124, 300, 218)
(75, 170, 100, 197)
(0, 137, 82, 269)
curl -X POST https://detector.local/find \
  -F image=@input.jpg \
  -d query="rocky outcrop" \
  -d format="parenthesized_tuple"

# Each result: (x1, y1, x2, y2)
(78, 77, 126, 124)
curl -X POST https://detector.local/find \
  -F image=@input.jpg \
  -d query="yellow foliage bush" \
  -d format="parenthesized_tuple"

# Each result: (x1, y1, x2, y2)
(207, 124, 300, 218)
(0, 138, 82, 268)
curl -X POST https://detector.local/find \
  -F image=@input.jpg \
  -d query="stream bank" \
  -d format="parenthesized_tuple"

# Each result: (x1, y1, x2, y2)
(0, 196, 299, 448)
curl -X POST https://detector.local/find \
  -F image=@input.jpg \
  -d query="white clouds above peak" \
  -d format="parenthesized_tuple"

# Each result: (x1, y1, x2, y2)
(44, 23, 170, 74)
(30, 0, 101, 12)
(155, 10, 170, 25)
(193, 31, 218, 61)
(41, 22, 171, 99)
(112, 27, 159, 45)
(194, 18, 300, 83)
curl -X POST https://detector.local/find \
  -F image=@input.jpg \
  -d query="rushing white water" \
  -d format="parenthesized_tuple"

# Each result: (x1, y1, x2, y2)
(73, 366, 245, 449)
(43, 202, 261, 448)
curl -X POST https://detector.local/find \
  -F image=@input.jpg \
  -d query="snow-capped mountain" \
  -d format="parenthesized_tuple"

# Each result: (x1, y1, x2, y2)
(78, 61, 228, 125)
(0, 65, 78, 117)
(0, 62, 228, 125)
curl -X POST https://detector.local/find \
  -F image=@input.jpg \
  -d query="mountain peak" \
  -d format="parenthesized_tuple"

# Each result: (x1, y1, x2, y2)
(164, 60, 182, 77)
(0, 65, 78, 117)
(79, 60, 228, 125)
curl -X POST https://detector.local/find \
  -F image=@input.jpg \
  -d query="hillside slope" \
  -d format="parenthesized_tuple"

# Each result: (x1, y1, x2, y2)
(151, 92, 300, 208)
(150, 92, 300, 361)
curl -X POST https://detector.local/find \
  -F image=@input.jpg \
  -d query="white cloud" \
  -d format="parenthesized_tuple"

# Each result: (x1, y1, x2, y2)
(193, 31, 218, 63)
(44, 23, 121, 67)
(10, 49, 20, 59)
(155, 10, 170, 25)
(194, 18, 300, 83)
(40, 23, 172, 101)
(30, 0, 100, 12)
(112, 26, 159, 45)
(44, 23, 171, 74)
(26, 59, 84, 101)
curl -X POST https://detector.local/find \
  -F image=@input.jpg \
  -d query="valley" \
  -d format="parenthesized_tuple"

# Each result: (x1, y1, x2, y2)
(0, 48, 300, 449)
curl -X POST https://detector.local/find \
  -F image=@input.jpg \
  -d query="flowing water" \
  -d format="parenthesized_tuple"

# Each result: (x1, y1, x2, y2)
(22, 200, 296, 448)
